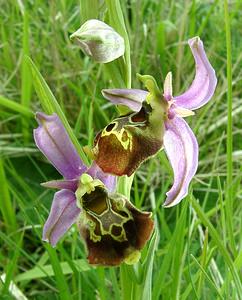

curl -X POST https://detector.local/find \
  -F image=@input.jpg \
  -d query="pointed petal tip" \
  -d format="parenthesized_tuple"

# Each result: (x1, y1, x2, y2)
(101, 88, 147, 112)
(42, 236, 49, 243)
(136, 72, 142, 80)
(174, 106, 195, 118)
(40, 179, 79, 191)
(165, 71, 172, 78)
(101, 89, 110, 94)
(163, 71, 173, 101)
(69, 32, 76, 40)
(163, 202, 177, 208)
(42, 237, 57, 247)
(35, 112, 45, 124)
(162, 191, 188, 208)
(35, 112, 54, 123)
(162, 202, 172, 208)
(188, 36, 201, 47)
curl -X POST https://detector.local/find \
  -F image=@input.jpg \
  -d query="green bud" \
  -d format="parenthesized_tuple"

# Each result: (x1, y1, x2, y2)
(70, 19, 125, 63)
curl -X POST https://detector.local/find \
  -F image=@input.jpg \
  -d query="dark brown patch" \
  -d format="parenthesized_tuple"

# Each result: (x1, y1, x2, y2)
(94, 130, 162, 176)
(82, 187, 108, 215)
(111, 225, 122, 237)
(106, 123, 115, 132)
(131, 107, 146, 123)
(79, 196, 154, 266)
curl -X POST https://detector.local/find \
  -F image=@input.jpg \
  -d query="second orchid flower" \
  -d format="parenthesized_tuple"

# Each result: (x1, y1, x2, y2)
(92, 37, 217, 207)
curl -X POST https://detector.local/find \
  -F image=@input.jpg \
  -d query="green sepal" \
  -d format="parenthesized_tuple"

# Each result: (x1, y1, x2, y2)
(136, 73, 162, 101)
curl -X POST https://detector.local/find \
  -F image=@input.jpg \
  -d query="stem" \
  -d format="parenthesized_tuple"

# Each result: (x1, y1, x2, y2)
(0, 159, 16, 233)
(224, 0, 236, 256)
(105, 0, 131, 88)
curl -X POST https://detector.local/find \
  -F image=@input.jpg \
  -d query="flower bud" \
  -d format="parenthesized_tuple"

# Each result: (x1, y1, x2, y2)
(70, 19, 125, 63)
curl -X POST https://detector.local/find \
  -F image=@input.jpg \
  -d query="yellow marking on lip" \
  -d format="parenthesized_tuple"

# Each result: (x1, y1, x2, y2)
(101, 127, 133, 151)
(82, 194, 133, 243)
(83, 145, 96, 160)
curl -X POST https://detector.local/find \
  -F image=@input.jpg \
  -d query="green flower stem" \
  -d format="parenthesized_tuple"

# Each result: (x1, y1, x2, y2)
(106, 1, 143, 299)
(0, 159, 17, 233)
(21, 11, 32, 144)
(104, 2, 147, 298)
(117, 177, 136, 299)
(117, 175, 134, 197)
(224, 0, 236, 256)
(105, 0, 131, 88)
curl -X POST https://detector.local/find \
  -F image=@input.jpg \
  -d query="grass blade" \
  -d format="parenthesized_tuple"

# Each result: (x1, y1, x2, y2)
(190, 254, 223, 299)
(21, 11, 32, 143)
(0, 159, 16, 232)
(191, 197, 242, 297)
(45, 245, 72, 300)
(224, 0, 236, 256)
(0, 95, 33, 118)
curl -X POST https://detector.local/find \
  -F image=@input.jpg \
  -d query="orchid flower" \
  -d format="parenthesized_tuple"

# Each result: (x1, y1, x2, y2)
(34, 112, 153, 265)
(92, 37, 217, 207)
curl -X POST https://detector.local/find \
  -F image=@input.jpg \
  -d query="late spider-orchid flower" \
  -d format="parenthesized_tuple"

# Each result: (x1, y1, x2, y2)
(93, 37, 217, 207)
(34, 113, 153, 265)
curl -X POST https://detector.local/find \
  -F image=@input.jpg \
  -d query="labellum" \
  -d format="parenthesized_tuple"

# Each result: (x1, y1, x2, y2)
(76, 178, 154, 266)
(92, 92, 167, 176)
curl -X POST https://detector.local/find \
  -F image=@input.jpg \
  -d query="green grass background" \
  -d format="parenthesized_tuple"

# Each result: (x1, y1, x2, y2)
(0, 0, 241, 299)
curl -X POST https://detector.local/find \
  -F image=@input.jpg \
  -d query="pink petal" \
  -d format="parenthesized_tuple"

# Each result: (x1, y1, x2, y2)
(174, 37, 217, 110)
(87, 162, 116, 193)
(163, 117, 198, 207)
(42, 189, 80, 246)
(34, 112, 87, 179)
(102, 89, 148, 112)
(41, 179, 78, 191)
